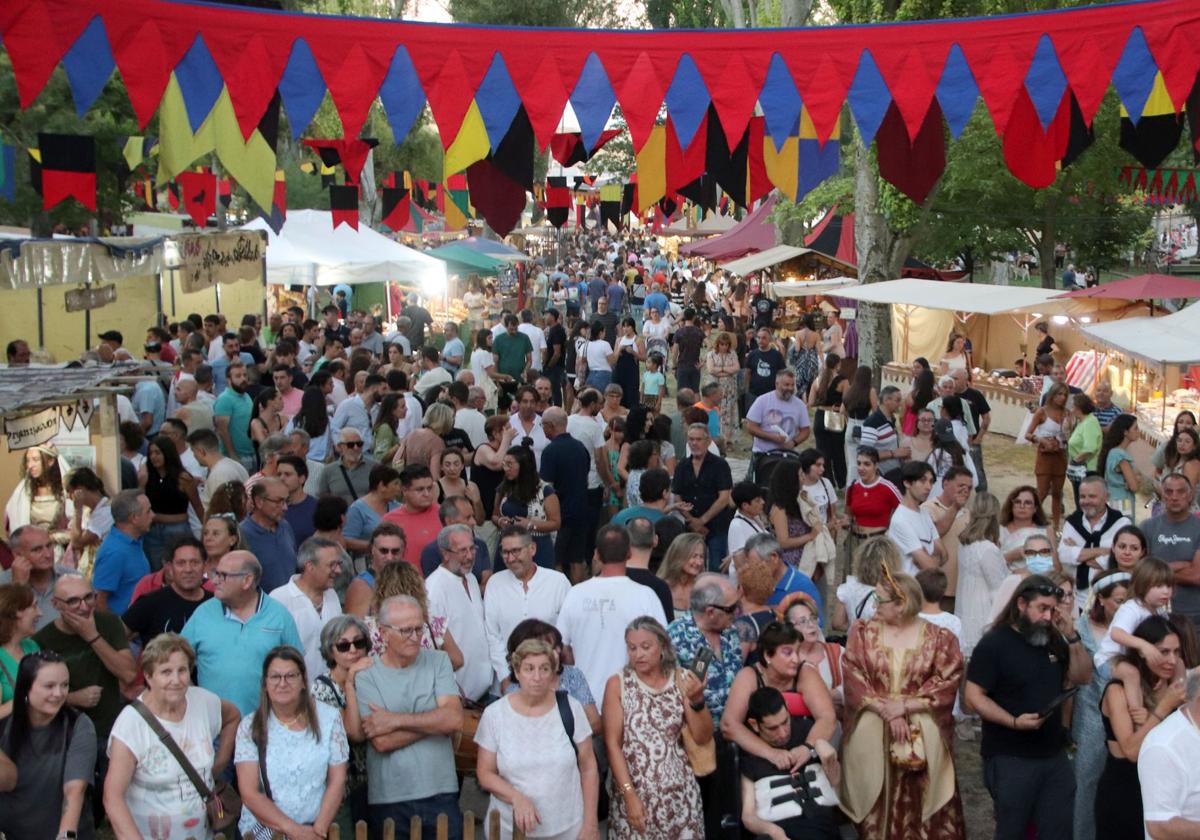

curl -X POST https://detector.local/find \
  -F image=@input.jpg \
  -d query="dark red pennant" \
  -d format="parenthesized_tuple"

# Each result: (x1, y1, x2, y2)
(468, 160, 525, 237)
(875, 99, 946, 204)
(330, 184, 359, 229)
(177, 170, 216, 227)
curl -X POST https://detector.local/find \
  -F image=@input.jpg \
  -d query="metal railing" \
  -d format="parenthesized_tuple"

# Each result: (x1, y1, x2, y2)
(214, 811, 524, 840)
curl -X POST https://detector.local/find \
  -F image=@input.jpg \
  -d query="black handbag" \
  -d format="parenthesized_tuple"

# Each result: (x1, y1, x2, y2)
(131, 700, 242, 834)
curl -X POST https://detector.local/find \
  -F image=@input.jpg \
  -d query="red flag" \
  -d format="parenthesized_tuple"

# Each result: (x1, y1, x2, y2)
(177, 170, 216, 228)
(38, 133, 96, 211)
(303, 139, 379, 185)
(381, 187, 412, 231)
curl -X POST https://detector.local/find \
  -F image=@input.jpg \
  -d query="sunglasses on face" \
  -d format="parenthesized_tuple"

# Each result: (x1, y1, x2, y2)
(334, 637, 370, 653)
(707, 603, 738, 615)
(342, 441, 364, 448)
(1025, 583, 1066, 600)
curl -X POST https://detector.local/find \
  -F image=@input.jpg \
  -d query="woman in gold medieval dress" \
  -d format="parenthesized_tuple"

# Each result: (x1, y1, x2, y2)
(840, 570, 965, 840)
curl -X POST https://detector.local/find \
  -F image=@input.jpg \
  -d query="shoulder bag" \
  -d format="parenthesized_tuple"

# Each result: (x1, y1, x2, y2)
(131, 700, 241, 834)
(555, 690, 578, 756)
(674, 670, 716, 777)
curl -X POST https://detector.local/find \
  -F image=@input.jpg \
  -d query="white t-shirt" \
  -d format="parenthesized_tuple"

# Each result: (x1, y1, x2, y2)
(483, 566, 572, 682)
(567, 413, 606, 489)
(837, 576, 878, 624)
(1095, 599, 1158, 671)
(585, 340, 614, 373)
(887, 504, 939, 576)
(202, 457, 250, 506)
(1138, 708, 1200, 837)
(107, 686, 222, 838)
(474, 694, 593, 838)
(803, 477, 835, 520)
(426, 565, 492, 702)
(920, 610, 963, 644)
(455, 407, 488, 449)
(556, 575, 667, 701)
(728, 513, 766, 557)
(518, 323, 548, 371)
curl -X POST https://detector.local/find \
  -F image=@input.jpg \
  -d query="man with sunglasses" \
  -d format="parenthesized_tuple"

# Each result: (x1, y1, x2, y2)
(964, 575, 1093, 840)
(345, 523, 407, 618)
(180, 550, 302, 715)
(269, 537, 346, 680)
(34, 573, 138, 782)
(316, 428, 377, 505)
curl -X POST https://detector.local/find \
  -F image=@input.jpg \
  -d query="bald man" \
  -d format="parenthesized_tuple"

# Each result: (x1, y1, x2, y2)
(174, 378, 214, 432)
(34, 574, 137, 747)
(539, 407, 593, 572)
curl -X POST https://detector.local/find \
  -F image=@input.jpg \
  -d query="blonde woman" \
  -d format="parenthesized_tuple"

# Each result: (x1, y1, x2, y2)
(364, 561, 464, 669)
(658, 532, 707, 620)
(705, 332, 741, 440)
(955, 493, 1010, 657)
(397, 402, 455, 479)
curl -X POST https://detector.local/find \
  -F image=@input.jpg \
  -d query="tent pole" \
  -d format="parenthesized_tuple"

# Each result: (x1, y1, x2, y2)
(1162, 364, 1167, 430)
(36, 287, 44, 350)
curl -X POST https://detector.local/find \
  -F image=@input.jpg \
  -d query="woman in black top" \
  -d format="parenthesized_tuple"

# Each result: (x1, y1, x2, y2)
(809, 353, 848, 490)
(140, 437, 203, 571)
(841, 365, 878, 489)
(1095, 615, 1190, 840)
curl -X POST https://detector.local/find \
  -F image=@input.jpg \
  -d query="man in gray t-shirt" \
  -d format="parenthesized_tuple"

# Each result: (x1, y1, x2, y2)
(356, 597, 464, 839)
(1140, 474, 1200, 623)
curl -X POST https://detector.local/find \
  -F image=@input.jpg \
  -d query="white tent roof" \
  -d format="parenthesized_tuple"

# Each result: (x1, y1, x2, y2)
(1081, 303, 1200, 365)
(833, 278, 1074, 315)
(771, 277, 859, 297)
(721, 245, 812, 275)
(241, 210, 446, 287)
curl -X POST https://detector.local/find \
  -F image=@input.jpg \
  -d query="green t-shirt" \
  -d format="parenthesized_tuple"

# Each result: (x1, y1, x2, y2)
(1068, 414, 1103, 471)
(214, 388, 255, 459)
(33, 612, 130, 739)
(0, 638, 39, 703)
(492, 331, 533, 379)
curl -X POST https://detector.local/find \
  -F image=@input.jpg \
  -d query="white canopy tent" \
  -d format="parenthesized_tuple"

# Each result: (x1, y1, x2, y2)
(1081, 303, 1200, 365)
(770, 277, 859, 297)
(241, 210, 446, 288)
(833, 278, 1076, 315)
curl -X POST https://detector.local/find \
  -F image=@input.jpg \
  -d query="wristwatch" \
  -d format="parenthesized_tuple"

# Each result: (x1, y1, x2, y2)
(690, 700, 706, 712)
(1065, 633, 1082, 644)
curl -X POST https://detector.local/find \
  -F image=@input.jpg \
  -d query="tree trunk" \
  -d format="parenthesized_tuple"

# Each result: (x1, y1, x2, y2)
(853, 137, 911, 382)
(1037, 199, 1058, 289)
(779, 0, 814, 26)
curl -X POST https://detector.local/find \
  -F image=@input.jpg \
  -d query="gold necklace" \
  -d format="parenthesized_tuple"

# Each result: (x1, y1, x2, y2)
(276, 708, 305, 729)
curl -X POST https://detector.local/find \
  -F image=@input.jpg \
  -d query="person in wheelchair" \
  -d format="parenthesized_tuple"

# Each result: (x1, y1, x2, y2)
(740, 687, 840, 839)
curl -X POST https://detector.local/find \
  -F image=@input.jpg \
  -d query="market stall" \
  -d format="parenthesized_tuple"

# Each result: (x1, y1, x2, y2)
(0, 231, 266, 362)
(679, 195, 779, 262)
(840, 279, 1115, 436)
(0, 366, 136, 538)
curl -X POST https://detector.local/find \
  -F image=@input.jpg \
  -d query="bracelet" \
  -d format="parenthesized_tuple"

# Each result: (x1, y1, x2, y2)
(84, 635, 100, 646)
(619, 781, 635, 794)
(690, 700, 706, 712)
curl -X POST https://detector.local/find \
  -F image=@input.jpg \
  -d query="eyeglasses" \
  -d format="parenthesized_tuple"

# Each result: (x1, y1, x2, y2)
(1023, 548, 1052, 557)
(381, 624, 423, 639)
(53, 591, 97, 609)
(500, 546, 530, 557)
(267, 671, 303, 685)
(262, 497, 288, 505)
(790, 616, 818, 627)
(212, 570, 251, 582)
(334, 638, 370, 653)
(211, 512, 238, 521)
(707, 603, 738, 614)
(373, 546, 404, 555)
(342, 441, 364, 448)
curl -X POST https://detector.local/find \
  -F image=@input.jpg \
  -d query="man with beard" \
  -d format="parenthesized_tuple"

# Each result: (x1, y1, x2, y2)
(213, 360, 256, 471)
(964, 575, 1093, 840)
(1056, 474, 1130, 612)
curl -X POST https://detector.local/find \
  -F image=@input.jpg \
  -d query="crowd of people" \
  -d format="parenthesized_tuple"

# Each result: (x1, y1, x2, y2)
(1, 231, 1200, 840)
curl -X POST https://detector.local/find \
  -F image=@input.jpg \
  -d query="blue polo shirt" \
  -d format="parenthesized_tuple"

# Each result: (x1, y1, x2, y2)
(181, 593, 303, 714)
(92, 527, 150, 616)
(768, 566, 824, 627)
(239, 516, 297, 594)
(644, 291, 669, 315)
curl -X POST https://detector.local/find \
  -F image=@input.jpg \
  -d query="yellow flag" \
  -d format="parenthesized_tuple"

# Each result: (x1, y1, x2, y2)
(764, 136, 799, 201)
(635, 125, 666, 212)
(444, 102, 491, 180)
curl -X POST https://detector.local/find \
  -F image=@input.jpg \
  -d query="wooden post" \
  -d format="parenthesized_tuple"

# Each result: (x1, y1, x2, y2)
(409, 814, 421, 840)
(488, 810, 500, 839)
(436, 813, 449, 840)
(356, 819, 369, 840)
(463, 810, 475, 840)
(383, 816, 396, 840)
(329, 825, 340, 840)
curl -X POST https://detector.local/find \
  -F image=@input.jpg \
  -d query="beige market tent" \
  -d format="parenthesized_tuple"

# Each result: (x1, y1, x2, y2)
(770, 277, 859, 297)
(834, 279, 1100, 367)
(1080, 302, 1200, 365)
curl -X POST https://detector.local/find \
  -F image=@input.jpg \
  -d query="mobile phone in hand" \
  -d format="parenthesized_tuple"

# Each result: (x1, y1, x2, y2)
(690, 647, 714, 680)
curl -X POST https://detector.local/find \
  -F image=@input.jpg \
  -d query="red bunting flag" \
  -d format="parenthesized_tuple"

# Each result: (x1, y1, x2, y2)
(177, 170, 216, 228)
(329, 184, 359, 229)
(38, 133, 96, 211)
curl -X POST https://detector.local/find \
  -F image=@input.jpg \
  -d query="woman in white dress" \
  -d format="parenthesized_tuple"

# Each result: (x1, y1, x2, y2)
(954, 494, 1010, 657)
(105, 634, 239, 840)
(476, 639, 599, 840)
